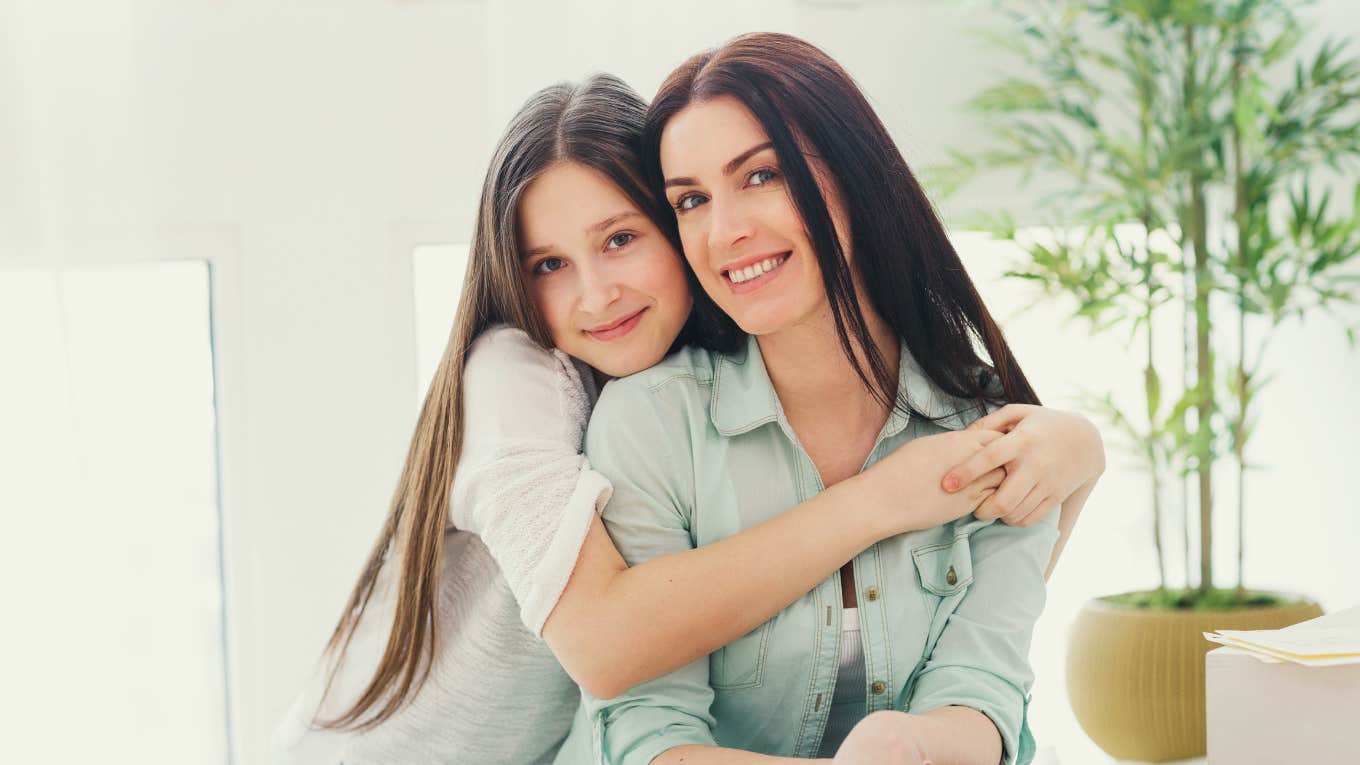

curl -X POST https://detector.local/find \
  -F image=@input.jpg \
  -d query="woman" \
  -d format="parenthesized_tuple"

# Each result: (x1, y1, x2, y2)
(556, 34, 1085, 765)
(277, 73, 1101, 764)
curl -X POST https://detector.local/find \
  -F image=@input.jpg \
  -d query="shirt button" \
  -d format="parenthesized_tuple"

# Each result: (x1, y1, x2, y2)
(871, 680, 886, 695)
(946, 566, 958, 586)
(865, 586, 880, 601)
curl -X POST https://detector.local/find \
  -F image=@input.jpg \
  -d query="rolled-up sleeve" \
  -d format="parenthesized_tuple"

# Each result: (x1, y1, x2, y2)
(905, 512, 1060, 765)
(579, 378, 719, 765)
(452, 326, 612, 636)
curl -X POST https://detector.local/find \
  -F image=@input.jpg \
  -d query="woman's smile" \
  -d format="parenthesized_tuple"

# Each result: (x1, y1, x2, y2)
(722, 251, 792, 293)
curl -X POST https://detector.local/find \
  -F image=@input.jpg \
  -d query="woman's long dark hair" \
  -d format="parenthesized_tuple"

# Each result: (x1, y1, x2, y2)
(317, 73, 677, 731)
(644, 33, 1040, 413)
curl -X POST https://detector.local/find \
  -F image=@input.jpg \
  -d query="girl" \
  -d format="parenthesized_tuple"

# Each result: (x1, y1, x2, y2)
(278, 72, 1102, 764)
(557, 34, 1089, 765)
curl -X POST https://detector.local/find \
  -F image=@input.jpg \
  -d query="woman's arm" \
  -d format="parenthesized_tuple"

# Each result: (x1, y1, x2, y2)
(543, 427, 1007, 699)
(648, 707, 995, 765)
(939, 404, 1106, 579)
(655, 746, 831, 764)
(832, 708, 997, 765)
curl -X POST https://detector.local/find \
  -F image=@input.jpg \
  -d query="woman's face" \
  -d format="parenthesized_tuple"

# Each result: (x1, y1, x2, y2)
(659, 95, 850, 337)
(519, 161, 692, 378)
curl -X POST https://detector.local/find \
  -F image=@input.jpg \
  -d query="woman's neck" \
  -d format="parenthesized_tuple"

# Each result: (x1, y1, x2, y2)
(757, 302, 900, 435)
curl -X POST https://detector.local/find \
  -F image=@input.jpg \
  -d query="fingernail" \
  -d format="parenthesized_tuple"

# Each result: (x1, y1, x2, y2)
(943, 475, 960, 491)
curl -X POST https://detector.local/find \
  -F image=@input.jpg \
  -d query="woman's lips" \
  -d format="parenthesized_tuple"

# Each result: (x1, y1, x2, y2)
(585, 308, 647, 341)
(723, 252, 791, 294)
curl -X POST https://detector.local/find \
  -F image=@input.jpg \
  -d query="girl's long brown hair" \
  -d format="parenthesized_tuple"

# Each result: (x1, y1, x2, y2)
(315, 73, 672, 730)
(644, 33, 1041, 414)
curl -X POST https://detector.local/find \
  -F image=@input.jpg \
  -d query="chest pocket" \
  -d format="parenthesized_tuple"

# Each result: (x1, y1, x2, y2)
(709, 620, 772, 690)
(911, 534, 975, 656)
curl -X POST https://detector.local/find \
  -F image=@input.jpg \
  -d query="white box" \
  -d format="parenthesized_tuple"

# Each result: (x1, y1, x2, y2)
(1205, 646, 1360, 764)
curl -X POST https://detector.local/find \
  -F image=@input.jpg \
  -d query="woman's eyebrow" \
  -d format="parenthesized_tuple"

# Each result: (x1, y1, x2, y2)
(664, 141, 775, 188)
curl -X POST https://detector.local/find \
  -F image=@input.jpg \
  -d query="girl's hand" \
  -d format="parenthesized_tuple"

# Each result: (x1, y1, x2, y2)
(863, 429, 1008, 537)
(940, 404, 1105, 527)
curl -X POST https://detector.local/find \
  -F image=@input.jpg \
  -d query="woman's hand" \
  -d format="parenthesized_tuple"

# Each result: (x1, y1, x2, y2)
(861, 429, 1008, 537)
(832, 711, 933, 765)
(940, 404, 1105, 528)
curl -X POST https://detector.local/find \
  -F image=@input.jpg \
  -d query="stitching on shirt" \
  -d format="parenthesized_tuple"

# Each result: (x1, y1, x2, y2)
(644, 371, 707, 393)
(795, 585, 825, 755)
(874, 548, 894, 710)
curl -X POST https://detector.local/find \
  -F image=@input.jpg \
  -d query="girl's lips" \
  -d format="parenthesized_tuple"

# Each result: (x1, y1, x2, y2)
(585, 308, 647, 341)
(724, 252, 791, 295)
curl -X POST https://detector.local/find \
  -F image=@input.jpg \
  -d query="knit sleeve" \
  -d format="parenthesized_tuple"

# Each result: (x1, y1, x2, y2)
(449, 326, 612, 636)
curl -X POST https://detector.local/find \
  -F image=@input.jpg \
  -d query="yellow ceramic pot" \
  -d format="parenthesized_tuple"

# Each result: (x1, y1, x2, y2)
(1065, 592, 1322, 762)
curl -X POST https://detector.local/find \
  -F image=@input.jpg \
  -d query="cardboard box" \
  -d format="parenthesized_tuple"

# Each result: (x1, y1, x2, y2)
(1205, 646, 1360, 764)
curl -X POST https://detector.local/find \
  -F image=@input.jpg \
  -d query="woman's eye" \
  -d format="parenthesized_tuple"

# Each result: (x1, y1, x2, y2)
(606, 232, 636, 250)
(674, 193, 707, 212)
(532, 256, 566, 275)
(748, 168, 779, 186)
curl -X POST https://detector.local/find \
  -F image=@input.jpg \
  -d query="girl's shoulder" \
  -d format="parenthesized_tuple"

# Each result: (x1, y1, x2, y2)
(465, 324, 580, 385)
(462, 324, 594, 447)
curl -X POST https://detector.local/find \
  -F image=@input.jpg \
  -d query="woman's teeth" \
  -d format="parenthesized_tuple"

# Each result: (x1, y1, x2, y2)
(727, 254, 789, 284)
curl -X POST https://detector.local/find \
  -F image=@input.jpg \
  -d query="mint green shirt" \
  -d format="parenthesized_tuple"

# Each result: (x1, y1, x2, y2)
(554, 336, 1058, 765)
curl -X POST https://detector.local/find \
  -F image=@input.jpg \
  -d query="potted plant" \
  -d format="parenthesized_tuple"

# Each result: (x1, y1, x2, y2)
(935, 0, 1360, 759)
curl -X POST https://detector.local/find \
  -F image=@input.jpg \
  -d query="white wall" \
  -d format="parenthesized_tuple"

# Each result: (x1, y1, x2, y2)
(3, 2, 1357, 763)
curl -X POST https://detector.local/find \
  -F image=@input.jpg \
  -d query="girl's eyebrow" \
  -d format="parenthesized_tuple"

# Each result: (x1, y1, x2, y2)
(587, 210, 640, 235)
(664, 141, 774, 189)
(522, 210, 639, 259)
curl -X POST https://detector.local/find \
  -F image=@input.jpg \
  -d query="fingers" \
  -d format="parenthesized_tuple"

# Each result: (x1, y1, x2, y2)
(974, 468, 1035, 521)
(970, 487, 996, 517)
(975, 467, 1007, 491)
(965, 403, 1031, 433)
(1013, 496, 1062, 528)
(942, 433, 1019, 492)
(1005, 486, 1046, 526)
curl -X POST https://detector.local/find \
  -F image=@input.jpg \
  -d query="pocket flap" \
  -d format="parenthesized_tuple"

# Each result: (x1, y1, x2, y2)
(911, 535, 974, 596)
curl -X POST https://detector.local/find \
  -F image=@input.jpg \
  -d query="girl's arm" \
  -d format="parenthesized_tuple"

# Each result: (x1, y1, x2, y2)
(939, 404, 1106, 580)
(542, 427, 1007, 700)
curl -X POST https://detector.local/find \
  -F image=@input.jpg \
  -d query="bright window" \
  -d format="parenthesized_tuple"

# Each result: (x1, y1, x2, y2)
(0, 261, 229, 764)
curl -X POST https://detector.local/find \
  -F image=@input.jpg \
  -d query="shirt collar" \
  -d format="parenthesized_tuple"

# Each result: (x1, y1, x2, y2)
(710, 333, 985, 437)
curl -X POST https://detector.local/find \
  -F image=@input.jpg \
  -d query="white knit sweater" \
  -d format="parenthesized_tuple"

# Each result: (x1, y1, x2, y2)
(274, 326, 611, 764)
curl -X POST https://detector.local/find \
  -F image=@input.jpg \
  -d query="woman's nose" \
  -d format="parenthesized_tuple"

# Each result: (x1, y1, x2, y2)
(706, 197, 754, 255)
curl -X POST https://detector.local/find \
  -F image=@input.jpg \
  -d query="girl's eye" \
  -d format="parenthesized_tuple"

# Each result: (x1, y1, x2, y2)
(674, 193, 708, 212)
(532, 256, 567, 275)
(748, 168, 779, 187)
(606, 232, 636, 250)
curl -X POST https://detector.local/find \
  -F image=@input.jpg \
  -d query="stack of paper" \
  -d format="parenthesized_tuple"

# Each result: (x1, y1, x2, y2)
(1203, 604, 1360, 666)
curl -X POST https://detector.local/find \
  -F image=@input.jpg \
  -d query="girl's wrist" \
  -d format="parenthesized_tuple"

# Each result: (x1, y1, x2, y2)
(841, 471, 904, 544)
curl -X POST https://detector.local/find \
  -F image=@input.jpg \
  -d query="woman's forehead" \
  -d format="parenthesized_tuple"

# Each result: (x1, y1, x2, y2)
(659, 96, 771, 178)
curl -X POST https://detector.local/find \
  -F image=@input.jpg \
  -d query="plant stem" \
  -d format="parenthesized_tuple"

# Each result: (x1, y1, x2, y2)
(1231, 28, 1249, 595)
(1185, 23, 1215, 595)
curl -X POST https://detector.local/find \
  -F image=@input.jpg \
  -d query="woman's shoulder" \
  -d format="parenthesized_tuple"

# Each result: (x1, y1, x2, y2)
(609, 343, 720, 393)
(592, 344, 720, 421)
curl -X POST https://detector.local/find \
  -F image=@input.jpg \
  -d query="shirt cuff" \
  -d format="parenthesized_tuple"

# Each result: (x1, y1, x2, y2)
(907, 665, 1028, 765)
(598, 713, 718, 765)
(523, 467, 612, 636)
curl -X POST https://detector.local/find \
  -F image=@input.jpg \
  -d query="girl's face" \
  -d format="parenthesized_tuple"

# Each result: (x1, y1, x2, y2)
(659, 95, 850, 337)
(519, 161, 692, 378)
